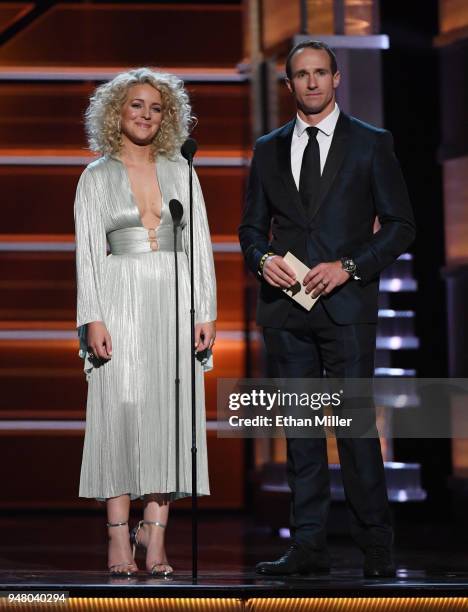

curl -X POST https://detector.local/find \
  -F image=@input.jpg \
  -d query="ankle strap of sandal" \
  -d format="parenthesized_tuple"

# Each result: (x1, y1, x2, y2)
(142, 520, 166, 529)
(106, 520, 128, 527)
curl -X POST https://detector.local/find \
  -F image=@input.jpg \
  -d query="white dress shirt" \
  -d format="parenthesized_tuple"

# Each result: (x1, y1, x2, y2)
(291, 102, 341, 189)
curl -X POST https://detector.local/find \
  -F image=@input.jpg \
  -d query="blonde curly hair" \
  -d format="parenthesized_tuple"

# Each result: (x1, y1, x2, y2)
(84, 67, 193, 159)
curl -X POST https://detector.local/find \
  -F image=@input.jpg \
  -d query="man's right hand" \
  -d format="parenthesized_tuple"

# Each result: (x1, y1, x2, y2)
(87, 321, 113, 360)
(262, 255, 297, 288)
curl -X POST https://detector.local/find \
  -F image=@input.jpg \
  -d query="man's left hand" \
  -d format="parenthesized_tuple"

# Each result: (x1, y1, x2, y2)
(303, 261, 351, 298)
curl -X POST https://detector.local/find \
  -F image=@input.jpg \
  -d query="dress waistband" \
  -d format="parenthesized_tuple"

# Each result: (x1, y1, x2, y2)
(107, 226, 183, 255)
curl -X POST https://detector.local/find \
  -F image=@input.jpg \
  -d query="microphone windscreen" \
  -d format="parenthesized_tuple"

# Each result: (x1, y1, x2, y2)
(169, 199, 184, 225)
(181, 138, 198, 161)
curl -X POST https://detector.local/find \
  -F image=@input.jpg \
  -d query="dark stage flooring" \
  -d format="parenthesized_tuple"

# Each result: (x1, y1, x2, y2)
(2, 569, 468, 598)
(1, 511, 468, 598)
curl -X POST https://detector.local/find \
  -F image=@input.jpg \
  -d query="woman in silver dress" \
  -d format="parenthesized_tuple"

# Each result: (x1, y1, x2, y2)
(74, 68, 216, 576)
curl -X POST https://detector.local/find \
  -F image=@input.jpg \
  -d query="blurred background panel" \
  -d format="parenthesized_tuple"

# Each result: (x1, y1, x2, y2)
(0, 3, 243, 67)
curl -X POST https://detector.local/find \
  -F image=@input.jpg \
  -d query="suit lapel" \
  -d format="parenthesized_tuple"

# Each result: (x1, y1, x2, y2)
(276, 119, 309, 225)
(310, 112, 351, 220)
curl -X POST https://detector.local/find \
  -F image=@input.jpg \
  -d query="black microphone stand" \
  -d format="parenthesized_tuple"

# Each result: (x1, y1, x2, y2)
(181, 138, 199, 583)
(169, 199, 184, 499)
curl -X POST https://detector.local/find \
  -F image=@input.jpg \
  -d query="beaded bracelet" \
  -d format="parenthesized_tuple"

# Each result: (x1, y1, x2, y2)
(257, 252, 275, 277)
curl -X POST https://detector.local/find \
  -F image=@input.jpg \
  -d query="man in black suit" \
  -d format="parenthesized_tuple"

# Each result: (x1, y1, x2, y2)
(238, 40, 415, 577)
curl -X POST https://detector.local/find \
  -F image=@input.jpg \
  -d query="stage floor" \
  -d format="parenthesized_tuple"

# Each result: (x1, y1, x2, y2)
(1, 510, 468, 598)
(1, 568, 468, 598)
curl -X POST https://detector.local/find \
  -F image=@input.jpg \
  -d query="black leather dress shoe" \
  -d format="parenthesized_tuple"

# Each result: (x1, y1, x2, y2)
(256, 542, 331, 576)
(363, 546, 396, 578)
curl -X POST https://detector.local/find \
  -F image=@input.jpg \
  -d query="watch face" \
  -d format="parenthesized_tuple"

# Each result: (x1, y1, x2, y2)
(343, 258, 356, 272)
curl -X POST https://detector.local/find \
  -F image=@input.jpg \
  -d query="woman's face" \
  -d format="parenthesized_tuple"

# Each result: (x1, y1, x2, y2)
(120, 83, 162, 146)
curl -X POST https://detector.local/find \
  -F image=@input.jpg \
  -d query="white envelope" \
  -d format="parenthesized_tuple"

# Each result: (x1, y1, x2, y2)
(281, 251, 320, 311)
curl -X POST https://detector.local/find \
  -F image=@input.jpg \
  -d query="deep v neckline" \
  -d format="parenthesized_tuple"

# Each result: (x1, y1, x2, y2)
(119, 157, 164, 231)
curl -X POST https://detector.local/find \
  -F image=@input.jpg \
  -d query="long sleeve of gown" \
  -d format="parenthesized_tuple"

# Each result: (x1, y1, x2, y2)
(182, 167, 217, 325)
(181, 167, 217, 372)
(73, 167, 108, 377)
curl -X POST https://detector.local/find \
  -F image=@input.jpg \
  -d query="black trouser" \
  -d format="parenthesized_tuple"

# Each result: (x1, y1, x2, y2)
(263, 300, 393, 552)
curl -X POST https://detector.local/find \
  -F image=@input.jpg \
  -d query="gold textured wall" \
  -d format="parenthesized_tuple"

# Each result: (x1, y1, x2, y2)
(439, 0, 468, 33)
(261, 0, 301, 50)
(307, 0, 335, 34)
(344, 0, 374, 35)
(443, 156, 468, 264)
(259, 0, 377, 54)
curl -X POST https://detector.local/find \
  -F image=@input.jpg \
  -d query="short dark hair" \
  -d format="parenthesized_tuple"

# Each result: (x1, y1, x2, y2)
(285, 40, 338, 79)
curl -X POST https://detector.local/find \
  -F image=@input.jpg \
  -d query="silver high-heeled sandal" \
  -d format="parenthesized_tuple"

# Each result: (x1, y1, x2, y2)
(130, 519, 173, 577)
(107, 520, 138, 576)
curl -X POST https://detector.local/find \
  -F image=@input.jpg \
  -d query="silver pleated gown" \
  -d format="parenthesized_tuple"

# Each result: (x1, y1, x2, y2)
(74, 154, 217, 501)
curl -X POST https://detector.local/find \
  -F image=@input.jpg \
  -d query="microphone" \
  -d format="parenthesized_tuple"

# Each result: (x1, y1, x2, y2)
(169, 198, 184, 227)
(181, 138, 198, 162)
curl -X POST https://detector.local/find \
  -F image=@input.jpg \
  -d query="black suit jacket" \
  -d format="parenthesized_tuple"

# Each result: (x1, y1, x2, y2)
(238, 112, 416, 326)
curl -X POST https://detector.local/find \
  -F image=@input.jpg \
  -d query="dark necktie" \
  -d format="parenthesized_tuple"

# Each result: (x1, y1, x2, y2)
(299, 126, 321, 214)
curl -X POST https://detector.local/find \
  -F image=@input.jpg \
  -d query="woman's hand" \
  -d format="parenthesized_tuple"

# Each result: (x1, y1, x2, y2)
(87, 321, 113, 360)
(194, 321, 216, 352)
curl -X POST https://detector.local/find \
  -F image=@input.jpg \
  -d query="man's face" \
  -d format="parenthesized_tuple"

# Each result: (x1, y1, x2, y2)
(286, 48, 340, 115)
